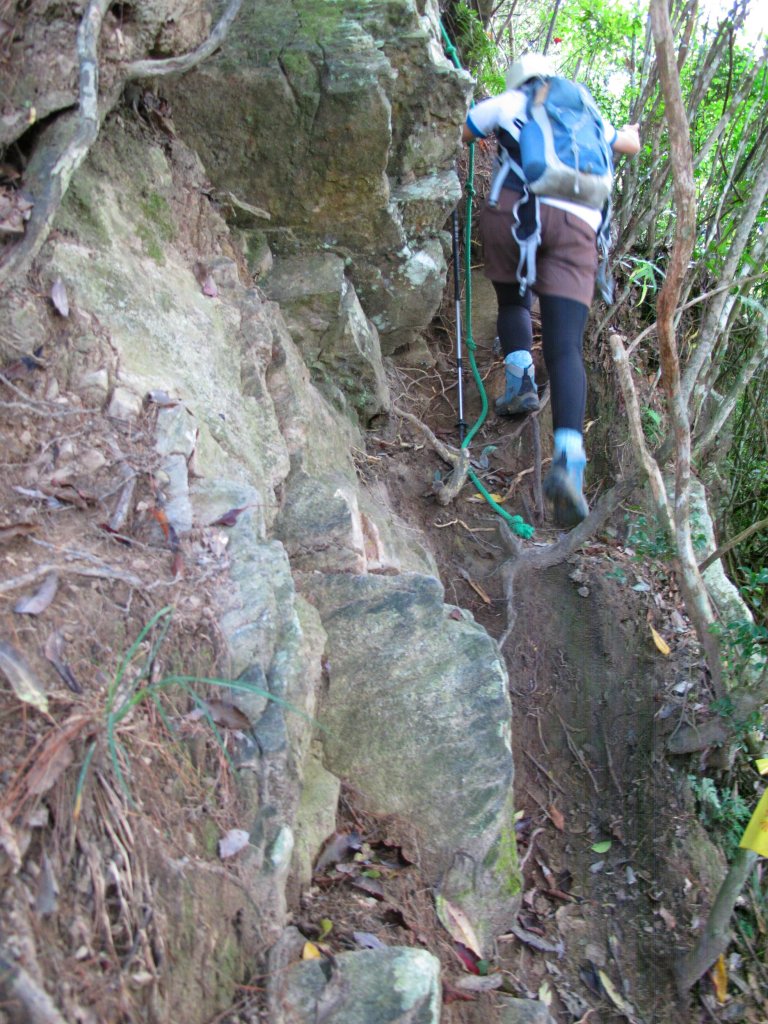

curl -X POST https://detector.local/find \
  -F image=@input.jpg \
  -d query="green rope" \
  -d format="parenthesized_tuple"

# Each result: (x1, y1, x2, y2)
(440, 24, 534, 539)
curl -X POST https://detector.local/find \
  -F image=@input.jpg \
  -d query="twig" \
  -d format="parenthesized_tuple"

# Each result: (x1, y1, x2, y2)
(698, 515, 768, 573)
(519, 827, 545, 871)
(523, 748, 566, 795)
(600, 719, 623, 797)
(558, 713, 600, 793)
(0, 562, 147, 593)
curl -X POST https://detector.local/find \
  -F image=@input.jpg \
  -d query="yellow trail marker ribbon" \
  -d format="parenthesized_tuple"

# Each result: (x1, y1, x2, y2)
(740, 787, 768, 857)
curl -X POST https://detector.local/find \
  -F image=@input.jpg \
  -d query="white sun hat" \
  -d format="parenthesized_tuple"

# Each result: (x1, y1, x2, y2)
(505, 53, 555, 91)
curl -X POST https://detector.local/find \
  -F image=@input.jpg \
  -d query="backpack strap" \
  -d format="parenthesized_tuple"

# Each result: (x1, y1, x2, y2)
(511, 189, 541, 295)
(595, 199, 613, 303)
(488, 146, 526, 207)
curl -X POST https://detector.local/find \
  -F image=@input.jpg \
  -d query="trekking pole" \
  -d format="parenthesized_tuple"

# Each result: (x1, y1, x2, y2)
(451, 208, 467, 443)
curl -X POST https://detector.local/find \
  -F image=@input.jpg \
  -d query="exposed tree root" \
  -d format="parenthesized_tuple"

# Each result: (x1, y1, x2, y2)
(391, 404, 471, 505)
(0, 0, 244, 288)
(497, 472, 639, 649)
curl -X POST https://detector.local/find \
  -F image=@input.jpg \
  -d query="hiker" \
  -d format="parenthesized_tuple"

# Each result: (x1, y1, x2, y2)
(462, 53, 640, 527)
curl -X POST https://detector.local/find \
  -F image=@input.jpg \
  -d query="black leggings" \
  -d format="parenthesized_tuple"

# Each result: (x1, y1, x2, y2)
(492, 283, 588, 433)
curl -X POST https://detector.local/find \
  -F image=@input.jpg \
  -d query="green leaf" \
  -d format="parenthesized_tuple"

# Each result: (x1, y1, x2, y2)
(591, 840, 612, 854)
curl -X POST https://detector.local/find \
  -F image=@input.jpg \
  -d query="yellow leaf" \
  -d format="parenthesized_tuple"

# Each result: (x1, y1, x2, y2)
(471, 492, 504, 504)
(712, 954, 728, 1003)
(755, 758, 768, 776)
(538, 980, 552, 1006)
(435, 894, 483, 958)
(302, 941, 322, 960)
(739, 787, 768, 857)
(318, 918, 333, 940)
(597, 969, 635, 1017)
(650, 626, 670, 656)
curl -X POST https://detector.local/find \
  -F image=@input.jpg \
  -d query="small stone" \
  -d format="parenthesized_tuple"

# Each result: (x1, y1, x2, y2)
(108, 387, 143, 421)
(79, 448, 107, 474)
(578, 586, 590, 598)
(77, 368, 109, 400)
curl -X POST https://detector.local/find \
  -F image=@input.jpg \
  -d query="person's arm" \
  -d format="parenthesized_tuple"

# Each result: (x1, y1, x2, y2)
(462, 122, 480, 144)
(613, 122, 641, 155)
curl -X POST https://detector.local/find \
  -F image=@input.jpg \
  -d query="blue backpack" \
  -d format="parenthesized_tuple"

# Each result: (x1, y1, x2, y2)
(519, 77, 614, 207)
(487, 76, 615, 301)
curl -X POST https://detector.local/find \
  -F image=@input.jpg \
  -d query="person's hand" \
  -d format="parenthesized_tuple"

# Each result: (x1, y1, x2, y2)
(614, 123, 640, 155)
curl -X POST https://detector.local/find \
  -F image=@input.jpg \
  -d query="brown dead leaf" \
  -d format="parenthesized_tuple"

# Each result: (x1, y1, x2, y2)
(25, 739, 74, 796)
(314, 831, 363, 875)
(43, 631, 82, 694)
(185, 699, 251, 731)
(435, 895, 483, 958)
(548, 803, 565, 831)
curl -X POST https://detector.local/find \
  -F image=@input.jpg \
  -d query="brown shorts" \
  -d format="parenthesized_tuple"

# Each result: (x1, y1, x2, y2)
(478, 189, 599, 307)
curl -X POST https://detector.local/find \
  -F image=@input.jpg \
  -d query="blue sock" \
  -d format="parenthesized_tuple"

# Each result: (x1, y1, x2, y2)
(553, 429, 586, 485)
(503, 351, 534, 397)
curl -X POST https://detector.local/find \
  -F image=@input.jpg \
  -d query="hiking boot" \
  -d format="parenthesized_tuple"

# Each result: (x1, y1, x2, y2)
(495, 366, 540, 417)
(543, 452, 589, 528)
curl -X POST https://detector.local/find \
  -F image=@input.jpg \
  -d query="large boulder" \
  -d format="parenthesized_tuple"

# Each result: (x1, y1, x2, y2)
(274, 942, 442, 1024)
(298, 571, 521, 949)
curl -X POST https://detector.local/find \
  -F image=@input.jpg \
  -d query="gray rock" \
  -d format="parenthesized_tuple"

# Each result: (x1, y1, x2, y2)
(275, 946, 441, 1024)
(498, 998, 558, 1024)
(107, 386, 143, 421)
(262, 253, 390, 424)
(298, 571, 520, 948)
(291, 751, 341, 893)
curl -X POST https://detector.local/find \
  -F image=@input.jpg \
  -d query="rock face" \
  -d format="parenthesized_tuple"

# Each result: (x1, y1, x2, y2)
(161, 0, 471, 356)
(1, 3, 524, 1023)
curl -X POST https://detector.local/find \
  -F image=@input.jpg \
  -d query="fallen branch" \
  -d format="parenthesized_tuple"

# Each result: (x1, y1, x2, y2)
(497, 471, 639, 648)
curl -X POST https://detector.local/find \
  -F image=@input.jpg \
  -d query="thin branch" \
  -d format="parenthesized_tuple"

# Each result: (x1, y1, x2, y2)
(698, 516, 768, 574)
(610, 333, 673, 530)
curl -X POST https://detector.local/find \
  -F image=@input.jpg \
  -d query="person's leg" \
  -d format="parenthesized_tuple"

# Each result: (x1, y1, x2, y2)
(492, 281, 539, 416)
(539, 293, 590, 526)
